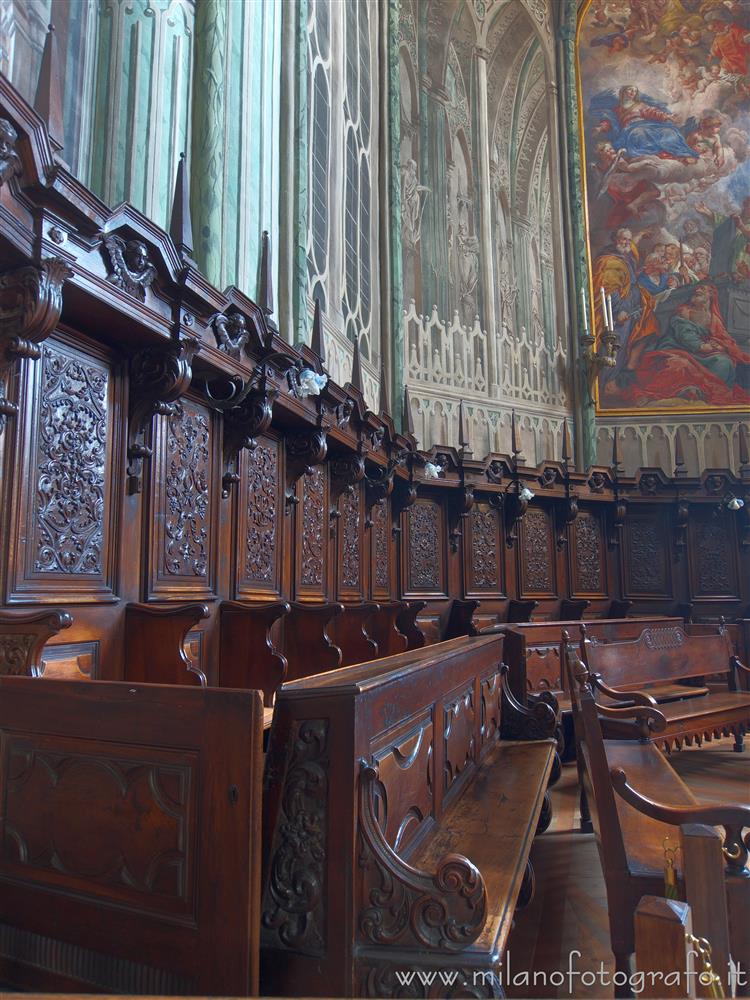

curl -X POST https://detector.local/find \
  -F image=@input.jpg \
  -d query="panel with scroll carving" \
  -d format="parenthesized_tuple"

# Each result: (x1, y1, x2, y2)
(443, 684, 475, 799)
(371, 713, 433, 854)
(688, 512, 739, 599)
(337, 486, 362, 598)
(465, 503, 502, 596)
(148, 396, 219, 599)
(519, 507, 555, 597)
(371, 499, 391, 598)
(295, 464, 328, 599)
(0, 734, 196, 918)
(571, 510, 606, 597)
(236, 433, 283, 599)
(624, 510, 672, 599)
(8, 332, 121, 602)
(403, 499, 446, 597)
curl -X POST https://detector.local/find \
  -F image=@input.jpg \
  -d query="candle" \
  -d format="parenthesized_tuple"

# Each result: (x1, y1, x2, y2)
(600, 287, 608, 330)
(581, 287, 589, 333)
(607, 294, 615, 332)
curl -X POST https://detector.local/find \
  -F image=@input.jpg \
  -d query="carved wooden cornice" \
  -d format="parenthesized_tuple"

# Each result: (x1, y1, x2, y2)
(0, 258, 72, 434)
(126, 334, 200, 494)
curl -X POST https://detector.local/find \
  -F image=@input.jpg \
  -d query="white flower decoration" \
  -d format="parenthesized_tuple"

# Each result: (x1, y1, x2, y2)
(298, 369, 328, 398)
(423, 461, 442, 479)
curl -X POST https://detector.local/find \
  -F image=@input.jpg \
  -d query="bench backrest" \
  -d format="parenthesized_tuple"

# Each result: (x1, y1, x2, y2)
(581, 623, 734, 689)
(261, 634, 505, 997)
(0, 608, 72, 677)
(0, 677, 264, 995)
(504, 617, 683, 698)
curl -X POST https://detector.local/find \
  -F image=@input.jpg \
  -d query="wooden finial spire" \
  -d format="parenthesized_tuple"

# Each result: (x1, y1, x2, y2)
(34, 24, 64, 150)
(310, 298, 326, 367)
(169, 152, 194, 261)
(511, 410, 520, 459)
(611, 426, 621, 472)
(258, 230, 278, 333)
(403, 385, 415, 436)
(458, 400, 469, 451)
(562, 418, 572, 464)
(739, 423, 750, 469)
(673, 428, 686, 478)
(350, 336, 364, 394)
(378, 362, 390, 416)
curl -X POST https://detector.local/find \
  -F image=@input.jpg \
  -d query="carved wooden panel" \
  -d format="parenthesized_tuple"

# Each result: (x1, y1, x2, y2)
(148, 396, 219, 599)
(371, 713, 433, 854)
(688, 512, 739, 599)
(295, 465, 328, 599)
(8, 333, 120, 602)
(624, 509, 672, 599)
(39, 640, 99, 680)
(480, 671, 501, 747)
(465, 504, 502, 597)
(371, 500, 391, 598)
(519, 507, 556, 597)
(236, 433, 282, 599)
(443, 684, 475, 797)
(571, 510, 606, 597)
(403, 499, 446, 597)
(337, 486, 362, 598)
(0, 734, 196, 918)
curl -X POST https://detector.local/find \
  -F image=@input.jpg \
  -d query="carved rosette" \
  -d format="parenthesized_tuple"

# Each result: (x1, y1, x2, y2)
(245, 440, 278, 584)
(262, 720, 329, 954)
(408, 502, 440, 591)
(573, 513, 602, 593)
(126, 335, 199, 494)
(357, 762, 487, 952)
(470, 508, 499, 590)
(340, 488, 361, 590)
(0, 259, 72, 434)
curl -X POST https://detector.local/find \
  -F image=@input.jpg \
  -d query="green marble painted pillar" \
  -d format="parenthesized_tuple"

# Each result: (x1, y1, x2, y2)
(89, 0, 193, 230)
(557, 1, 596, 469)
(387, 0, 404, 424)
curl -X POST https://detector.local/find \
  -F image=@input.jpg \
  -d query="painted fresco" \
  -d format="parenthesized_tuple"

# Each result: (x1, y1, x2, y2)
(578, 0, 750, 414)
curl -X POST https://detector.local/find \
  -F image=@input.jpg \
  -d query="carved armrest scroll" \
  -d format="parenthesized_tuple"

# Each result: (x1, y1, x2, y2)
(500, 664, 557, 741)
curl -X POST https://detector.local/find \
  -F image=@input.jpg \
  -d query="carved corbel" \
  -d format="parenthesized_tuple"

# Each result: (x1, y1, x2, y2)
(0, 258, 72, 435)
(285, 426, 328, 513)
(556, 494, 579, 550)
(126, 334, 199, 494)
(674, 499, 689, 555)
(609, 498, 627, 548)
(504, 492, 529, 548)
(329, 451, 366, 526)
(221, 387, 278, 498)
(449, 485, 475, 553)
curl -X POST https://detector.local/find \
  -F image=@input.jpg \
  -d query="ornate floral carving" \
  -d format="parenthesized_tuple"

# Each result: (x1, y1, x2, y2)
(574, 513, 602, 593)
(103, 234, 156, 301)
(357, 762, 486, 952)
(245, 440, 278, 584)
(694, 520, 734, 595)
(0, 634, 36, 675)
(301, 466, 326, 587)
(408, 502, 441, 591)
(211, 311, 249, 358)
(0, 118, 22, 187)
(373, 501, 389, 591)
(643, 627, 685, 651)
(471, 507, 499, 590)
(521, 509, 552, 593)
(163, 401, 210, 577)
(0, 258, 72, 435)
(340, 489, 361, 590)
(33, 344, 108, 575)
(627, 517, 667, 594)
(262, 720, 328, 953)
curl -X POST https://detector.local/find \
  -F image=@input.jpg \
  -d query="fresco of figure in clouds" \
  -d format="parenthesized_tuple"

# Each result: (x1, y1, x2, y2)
(579, 0, 750, 414)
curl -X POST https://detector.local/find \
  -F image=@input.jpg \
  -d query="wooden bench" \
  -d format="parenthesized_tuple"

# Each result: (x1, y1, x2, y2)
(580, 622, 750, 752)
(0, 676, 265, 995)
(124, 602, 211, 686)
(563, 634, 750, 992)
(365, 600, 408, 657)
(0, 608, 73, 676)
(260, 634, 558, 998)
(329, 601, 380, 666)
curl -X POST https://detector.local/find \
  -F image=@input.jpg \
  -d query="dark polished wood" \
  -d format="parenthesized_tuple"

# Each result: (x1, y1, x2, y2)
(0, 608, 73, 676)
(0, 676, 265, 995)
(281, 601, 344, 681)
(219, 600, 290, 704)
(261, 635, 557, 998)
(124, 602, 210, 686)
(329, 601, 380, 666)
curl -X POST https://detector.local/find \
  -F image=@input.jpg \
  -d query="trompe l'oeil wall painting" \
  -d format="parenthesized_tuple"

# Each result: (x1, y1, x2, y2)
(578, 0, 750, 415)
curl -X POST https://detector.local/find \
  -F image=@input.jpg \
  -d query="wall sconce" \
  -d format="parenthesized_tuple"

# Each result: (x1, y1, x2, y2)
(580, 286, 619, 387)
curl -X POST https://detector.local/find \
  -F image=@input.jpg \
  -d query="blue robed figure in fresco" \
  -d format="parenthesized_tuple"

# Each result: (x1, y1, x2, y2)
(589, 85, 697, 162)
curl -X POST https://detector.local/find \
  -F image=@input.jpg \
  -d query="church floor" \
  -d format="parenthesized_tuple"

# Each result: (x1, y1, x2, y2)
(505, 738, 749, 999)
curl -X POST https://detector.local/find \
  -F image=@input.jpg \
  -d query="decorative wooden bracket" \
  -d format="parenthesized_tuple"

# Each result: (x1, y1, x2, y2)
(221, 386, 278, 498)
(0, 258, 72, 435)
(556, 494, 579, 550)
(504, 490, 528, 548)
(674, 499, 689, 555)
(357, 760, 487, 951)
(608, 498, 627, 548)
(285, 424, 329, 513)
(449, 485, 474, 553)
(126, 334, 199, 494)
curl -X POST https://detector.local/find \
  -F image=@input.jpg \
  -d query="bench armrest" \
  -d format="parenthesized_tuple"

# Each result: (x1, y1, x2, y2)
(596, 702, 667, 741)
(610, 766, 750, 876)
(590, 672, 658, 708)
(731, 655, 750, 689)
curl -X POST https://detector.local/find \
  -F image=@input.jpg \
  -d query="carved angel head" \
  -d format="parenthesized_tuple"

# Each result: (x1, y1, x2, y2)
(0, 118, 22, 186)
(213, 311, 249, 357)
(104, 233, 156, 301)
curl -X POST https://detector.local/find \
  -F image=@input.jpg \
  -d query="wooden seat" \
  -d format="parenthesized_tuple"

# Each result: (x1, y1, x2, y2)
(0, 608, 73, 677)
(581, 622, 750, 751)
(563, 632, 750, 990)
(261, 634, 557, 997)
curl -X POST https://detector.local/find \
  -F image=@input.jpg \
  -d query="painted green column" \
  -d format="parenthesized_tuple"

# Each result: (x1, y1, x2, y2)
(190, 0, 226, 287)
(557, 0, 596, 469)
(89, 0, 193, 230)
(387, 0, 404, 424)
